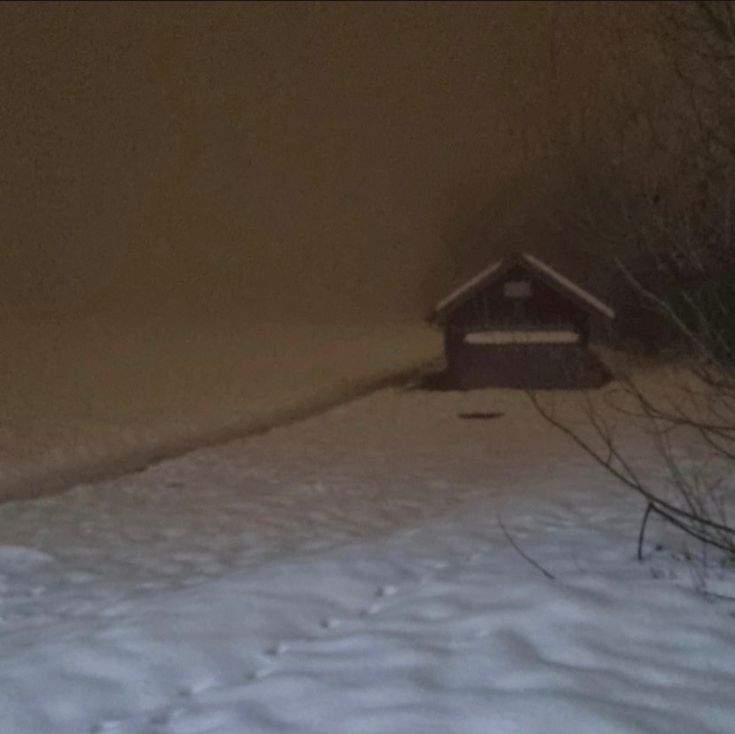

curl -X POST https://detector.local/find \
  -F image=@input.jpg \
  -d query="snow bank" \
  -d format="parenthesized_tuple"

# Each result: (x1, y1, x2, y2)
(0, 315, 439, 502)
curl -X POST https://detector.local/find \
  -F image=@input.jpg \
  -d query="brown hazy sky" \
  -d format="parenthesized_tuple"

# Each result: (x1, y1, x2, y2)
(0, 2, 628, 320)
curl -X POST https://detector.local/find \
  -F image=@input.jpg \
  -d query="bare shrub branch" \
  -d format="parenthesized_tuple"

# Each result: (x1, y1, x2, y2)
(526, 3, 735, 561)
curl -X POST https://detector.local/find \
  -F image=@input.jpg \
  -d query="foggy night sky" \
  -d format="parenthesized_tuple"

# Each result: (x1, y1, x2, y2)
(0, 2, 629, 322)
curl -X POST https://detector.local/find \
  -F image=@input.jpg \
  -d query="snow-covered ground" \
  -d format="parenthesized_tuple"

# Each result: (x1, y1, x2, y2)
(0, 375, 733, 733)
(0, 316, 439, 502)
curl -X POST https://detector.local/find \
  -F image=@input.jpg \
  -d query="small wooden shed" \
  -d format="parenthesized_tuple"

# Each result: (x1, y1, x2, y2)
(431, 253, 615, 389)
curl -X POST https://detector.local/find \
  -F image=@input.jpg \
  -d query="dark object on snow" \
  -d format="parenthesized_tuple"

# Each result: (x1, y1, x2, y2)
(430, 253, 614, 390)
(458, 412, 504, 420)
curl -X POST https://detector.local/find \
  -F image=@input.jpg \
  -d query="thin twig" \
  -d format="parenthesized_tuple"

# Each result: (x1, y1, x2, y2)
(638, 502, 654, 561)
(498, 515, 556, 581)
(701, 588, 735, 602)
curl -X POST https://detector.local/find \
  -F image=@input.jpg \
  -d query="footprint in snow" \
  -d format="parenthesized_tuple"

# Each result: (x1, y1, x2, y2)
(149, 709, 176, 726)
(251, 666, 273, 681)
(362, 585, 399, 615)
(90, 721, 122, 733)
(376, 584, 398, 598)
(176, 677, 215, 699)
(268, 640, 289, 656)
(424, 559, 450, 571)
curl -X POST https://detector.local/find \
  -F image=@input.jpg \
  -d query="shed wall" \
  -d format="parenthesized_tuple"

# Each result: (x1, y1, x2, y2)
(450, 342, 586, 390)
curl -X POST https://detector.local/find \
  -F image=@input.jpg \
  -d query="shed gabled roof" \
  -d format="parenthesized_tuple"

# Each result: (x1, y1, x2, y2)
(432, 253, 615, 322)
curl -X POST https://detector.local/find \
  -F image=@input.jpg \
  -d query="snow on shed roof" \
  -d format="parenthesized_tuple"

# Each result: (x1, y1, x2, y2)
(521, 253, 615, 319)
(434, 260, 502, 314)
(433, 253, 615, 320)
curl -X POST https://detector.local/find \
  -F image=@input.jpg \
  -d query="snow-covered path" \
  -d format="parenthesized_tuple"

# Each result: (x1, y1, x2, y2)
(0, 384, 734, 733)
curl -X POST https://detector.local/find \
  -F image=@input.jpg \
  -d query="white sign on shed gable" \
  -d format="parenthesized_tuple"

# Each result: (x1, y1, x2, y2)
(503, 280, 532, 299)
